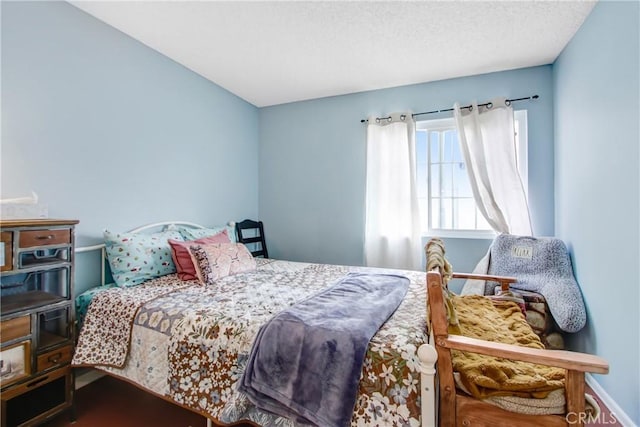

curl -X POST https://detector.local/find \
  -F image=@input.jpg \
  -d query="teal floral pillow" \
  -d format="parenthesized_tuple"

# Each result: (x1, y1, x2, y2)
(176, 225, 236, 243)
(104, 229, 184, 287)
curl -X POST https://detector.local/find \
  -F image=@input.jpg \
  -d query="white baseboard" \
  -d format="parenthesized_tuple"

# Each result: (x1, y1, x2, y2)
(75, 368, 106, 390)
(586, 374, 636, 427)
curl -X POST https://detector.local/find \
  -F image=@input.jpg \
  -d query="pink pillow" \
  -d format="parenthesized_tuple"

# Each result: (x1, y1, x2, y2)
(168, 230, 231, 281)
(188, 242, 256, 286)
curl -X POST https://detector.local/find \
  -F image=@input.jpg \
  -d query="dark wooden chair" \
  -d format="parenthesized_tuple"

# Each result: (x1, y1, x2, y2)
(425, 238, 609, 427)
(235, 219, 268, 258)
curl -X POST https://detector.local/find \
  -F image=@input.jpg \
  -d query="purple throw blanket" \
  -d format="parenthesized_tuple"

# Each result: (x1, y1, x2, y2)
(239, 272, 409, 427)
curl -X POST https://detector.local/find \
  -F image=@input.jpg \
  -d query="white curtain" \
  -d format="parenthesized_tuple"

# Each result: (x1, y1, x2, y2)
(364, 112, 421, 271)
(453, 98, 532, 235)
(453, 98, 532, 295)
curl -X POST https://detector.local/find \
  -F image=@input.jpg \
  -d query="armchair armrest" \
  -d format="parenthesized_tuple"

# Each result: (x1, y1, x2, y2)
(440, 334, 609, 374)
(451, 272, 517, 293)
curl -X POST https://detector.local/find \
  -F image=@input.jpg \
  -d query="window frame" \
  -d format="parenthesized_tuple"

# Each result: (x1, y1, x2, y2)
(415, 110, 528, 239)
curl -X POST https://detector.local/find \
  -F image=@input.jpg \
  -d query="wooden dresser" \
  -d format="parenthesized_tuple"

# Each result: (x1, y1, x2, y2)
(0, 219, 78, 427)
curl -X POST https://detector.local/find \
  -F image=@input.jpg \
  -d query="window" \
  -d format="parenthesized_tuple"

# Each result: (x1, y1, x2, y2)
(415, 110, 528, 238)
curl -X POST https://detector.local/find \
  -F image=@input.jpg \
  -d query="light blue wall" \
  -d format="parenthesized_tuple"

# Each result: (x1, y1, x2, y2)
(259, 66, 554, 285)
(553, 1, 639, 424)
(6, 2, 635, 420)
(1, 2, 260, 293)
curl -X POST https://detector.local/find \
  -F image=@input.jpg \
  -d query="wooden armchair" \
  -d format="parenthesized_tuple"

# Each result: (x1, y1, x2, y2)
(425, 238, 608, 427)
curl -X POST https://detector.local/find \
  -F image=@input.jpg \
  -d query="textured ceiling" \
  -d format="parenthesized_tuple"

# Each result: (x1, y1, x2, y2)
(69, 1, 597, 107)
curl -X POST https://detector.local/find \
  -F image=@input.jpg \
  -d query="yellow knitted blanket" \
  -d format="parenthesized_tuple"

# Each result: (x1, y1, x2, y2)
(450, 295, 565, 399)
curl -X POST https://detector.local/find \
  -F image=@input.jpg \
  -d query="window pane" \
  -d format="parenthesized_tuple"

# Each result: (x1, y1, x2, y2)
(430, 164, 440, 196)
(455, 198, 476, 229)
(429, 132, 440, 162)
(416, 130, 427, 162)
(440, 163, 452, 197)
(443, 130, 455, 162)
(453, 162, 472, 197)
(440, 198, 453, 229)
(430, 198, 440, 229)
(451, 132, 463, 162)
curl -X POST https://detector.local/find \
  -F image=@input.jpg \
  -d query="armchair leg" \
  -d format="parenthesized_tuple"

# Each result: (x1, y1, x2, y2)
(566, 370, 586, 427)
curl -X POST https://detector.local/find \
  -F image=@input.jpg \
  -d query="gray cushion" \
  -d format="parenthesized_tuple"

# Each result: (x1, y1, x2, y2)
(487, 234, 586, 333)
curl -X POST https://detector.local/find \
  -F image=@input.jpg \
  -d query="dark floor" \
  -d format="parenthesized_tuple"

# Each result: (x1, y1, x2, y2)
(43, 374, 621, 427)
(44, 375, 207, 427)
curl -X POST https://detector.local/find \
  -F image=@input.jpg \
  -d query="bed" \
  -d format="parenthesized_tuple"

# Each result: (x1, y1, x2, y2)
(72, 222, 438, 427)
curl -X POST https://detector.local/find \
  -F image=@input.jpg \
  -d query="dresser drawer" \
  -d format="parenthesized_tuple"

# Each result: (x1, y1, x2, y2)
(37, 345, 73, 372)
(19, 229, 70, 248)
(1, 316, 30, 344)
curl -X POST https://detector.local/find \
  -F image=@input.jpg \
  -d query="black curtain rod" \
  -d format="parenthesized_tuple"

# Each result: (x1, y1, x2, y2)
(360, 95, 539, 123)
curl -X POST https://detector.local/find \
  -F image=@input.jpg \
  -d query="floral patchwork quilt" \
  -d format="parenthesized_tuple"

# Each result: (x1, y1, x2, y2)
(73, 259, 428, 427)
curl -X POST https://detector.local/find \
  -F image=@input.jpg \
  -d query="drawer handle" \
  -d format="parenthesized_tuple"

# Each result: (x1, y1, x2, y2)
(35, 235, 55, 240)
(48, 353, 62, 364)
(47, 353, 62, 363)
